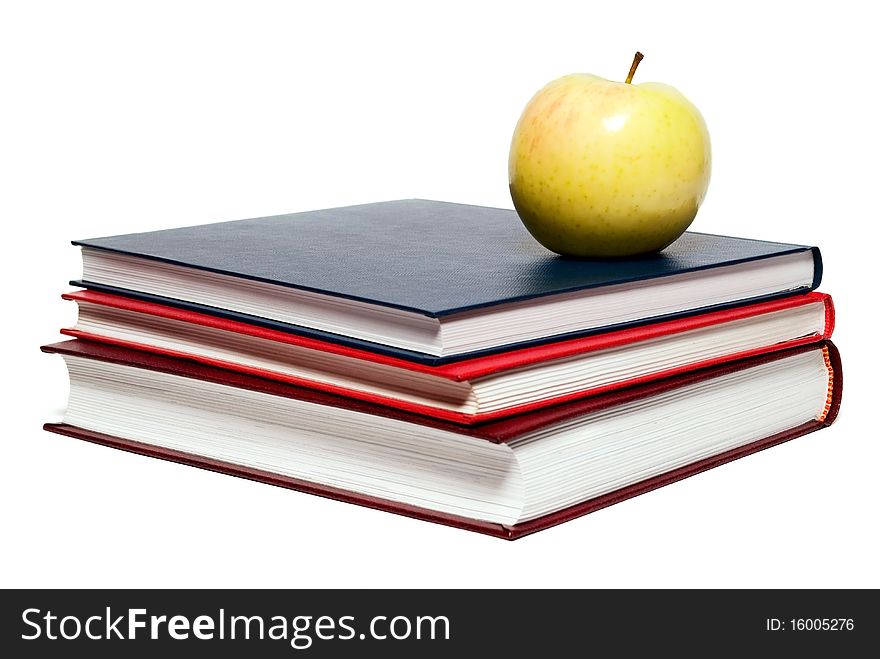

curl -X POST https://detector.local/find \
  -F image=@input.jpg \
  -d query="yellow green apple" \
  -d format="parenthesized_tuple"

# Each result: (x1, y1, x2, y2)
(509, 53, 711, 257)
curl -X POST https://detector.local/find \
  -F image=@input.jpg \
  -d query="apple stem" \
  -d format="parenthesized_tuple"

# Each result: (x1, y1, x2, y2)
(625, 52, 644, 84)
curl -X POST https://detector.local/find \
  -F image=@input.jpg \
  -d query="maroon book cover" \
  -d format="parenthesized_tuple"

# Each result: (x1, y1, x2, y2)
(42, 339, 842, 539)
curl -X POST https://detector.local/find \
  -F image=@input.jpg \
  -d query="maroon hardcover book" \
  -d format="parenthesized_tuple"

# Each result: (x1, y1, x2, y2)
(42, 339, 842, 539)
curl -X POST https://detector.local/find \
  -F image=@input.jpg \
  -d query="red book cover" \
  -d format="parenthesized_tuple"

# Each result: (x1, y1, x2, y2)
(61, 290, 835, 424)
(42, 339, 842, 539)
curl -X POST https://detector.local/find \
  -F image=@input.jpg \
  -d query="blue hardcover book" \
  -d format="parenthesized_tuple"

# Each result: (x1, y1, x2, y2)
(72, 199, 822, 365)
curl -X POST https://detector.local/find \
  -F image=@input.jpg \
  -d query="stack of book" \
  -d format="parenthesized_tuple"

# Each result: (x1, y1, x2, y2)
(42, 199, 842, 539)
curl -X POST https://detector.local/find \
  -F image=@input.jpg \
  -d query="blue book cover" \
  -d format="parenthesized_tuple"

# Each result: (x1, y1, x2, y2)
(72, 199, 822, 364)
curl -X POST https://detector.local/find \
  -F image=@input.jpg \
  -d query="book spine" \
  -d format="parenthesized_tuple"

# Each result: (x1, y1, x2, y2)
(822, 293, 835, 338)
(811, 246, 824, 291)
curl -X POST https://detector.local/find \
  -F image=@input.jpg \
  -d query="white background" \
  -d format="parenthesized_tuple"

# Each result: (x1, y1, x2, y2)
(2, 1, 878, 588)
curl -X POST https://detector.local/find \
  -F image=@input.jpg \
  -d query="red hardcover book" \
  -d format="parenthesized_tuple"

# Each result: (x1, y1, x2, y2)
(61, 290, 835, 424)
(42, 339, 842, 539)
